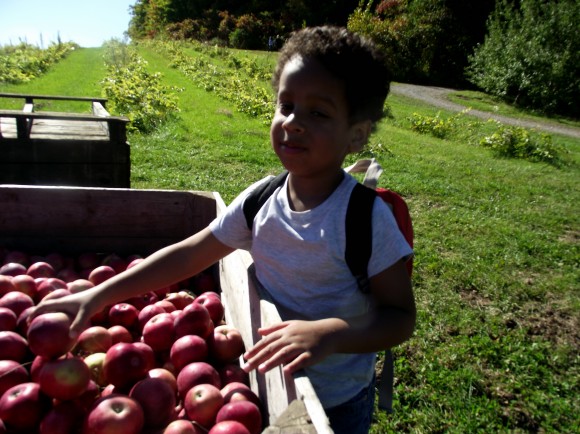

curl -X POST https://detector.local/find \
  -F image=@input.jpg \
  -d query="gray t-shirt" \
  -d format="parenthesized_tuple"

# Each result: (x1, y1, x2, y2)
(209, 171, 413, 408)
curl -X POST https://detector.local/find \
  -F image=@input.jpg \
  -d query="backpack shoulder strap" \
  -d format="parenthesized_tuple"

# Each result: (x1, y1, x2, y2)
(345, 183, 376, 294)
(243, 171, 288, 230)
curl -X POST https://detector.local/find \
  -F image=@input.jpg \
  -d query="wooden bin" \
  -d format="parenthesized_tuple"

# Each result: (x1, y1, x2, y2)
(0, 184, 333, 434)
(0, 93, 130, 188)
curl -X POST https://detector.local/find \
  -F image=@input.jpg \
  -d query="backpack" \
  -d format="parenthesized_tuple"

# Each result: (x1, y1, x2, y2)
(242, 158, 413, 413)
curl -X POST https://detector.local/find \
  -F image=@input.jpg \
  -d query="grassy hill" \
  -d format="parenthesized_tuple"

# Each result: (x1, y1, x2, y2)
(1, 43, 578, 433)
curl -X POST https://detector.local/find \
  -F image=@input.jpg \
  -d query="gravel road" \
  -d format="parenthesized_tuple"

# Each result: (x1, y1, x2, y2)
(390, 83, 580, 139)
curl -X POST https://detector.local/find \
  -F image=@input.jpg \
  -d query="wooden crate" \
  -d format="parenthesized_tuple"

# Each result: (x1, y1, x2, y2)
(0, 93, 130, 188)
(0, 184, 333, 434)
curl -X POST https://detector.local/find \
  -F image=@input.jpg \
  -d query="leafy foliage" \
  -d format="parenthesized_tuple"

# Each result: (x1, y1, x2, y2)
(0, 42, 77, 84)
(148, 40, 274, 123)
(480, 123, 566, 166)
(467, 0, 580, 118)
(348, 0, 495, 86)
(100, 39, 181, 133)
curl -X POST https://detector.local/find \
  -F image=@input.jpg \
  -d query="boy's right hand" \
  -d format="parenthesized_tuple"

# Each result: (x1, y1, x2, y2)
(30, 290, 100, 339)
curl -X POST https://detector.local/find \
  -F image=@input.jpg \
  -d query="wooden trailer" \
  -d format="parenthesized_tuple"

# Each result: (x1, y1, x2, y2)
(0, 93, 130, 188)
(0, 184, 333, 433)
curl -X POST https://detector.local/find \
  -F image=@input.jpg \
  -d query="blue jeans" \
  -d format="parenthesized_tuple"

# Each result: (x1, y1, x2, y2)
(325, 376, 376, 434)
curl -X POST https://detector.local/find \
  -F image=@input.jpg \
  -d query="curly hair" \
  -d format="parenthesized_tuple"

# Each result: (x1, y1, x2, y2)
(272, 26, 391, 125)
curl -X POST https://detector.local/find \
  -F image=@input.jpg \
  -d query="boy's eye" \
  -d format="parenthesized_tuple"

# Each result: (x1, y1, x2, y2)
(311, 110, 328, 118)
(278, 102, 293, 113)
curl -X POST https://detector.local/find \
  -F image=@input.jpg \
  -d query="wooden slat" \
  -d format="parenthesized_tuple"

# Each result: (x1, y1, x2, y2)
(0, 185, 217, 255)
(0, 92, 108, 105)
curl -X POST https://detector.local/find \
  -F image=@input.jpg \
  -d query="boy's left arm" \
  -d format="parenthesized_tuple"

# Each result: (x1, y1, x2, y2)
(242, 259, 416, 375)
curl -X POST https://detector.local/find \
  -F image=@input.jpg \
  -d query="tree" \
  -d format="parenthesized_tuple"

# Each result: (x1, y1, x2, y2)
(467, 0, 580, 117)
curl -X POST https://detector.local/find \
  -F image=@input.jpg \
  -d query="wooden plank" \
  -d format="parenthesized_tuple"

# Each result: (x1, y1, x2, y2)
(0, 92, 108, 105)
(0, 185, 216, 255)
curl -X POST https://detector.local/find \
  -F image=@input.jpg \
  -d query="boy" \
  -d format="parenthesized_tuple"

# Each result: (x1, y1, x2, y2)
(33, 26, 415, 434)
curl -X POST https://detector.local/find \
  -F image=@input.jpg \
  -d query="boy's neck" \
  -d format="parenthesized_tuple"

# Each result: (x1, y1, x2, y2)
(286, 170, 345, 211)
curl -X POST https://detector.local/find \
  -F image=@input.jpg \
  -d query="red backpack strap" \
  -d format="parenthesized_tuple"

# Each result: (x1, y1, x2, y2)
(376, 188, 414, 276)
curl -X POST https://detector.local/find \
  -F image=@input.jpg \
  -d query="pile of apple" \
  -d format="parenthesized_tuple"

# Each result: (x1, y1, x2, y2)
(0, 248, 263, 434)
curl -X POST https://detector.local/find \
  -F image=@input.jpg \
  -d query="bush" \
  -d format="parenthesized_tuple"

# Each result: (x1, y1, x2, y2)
(479, 123, 565, 166)
(101, 41, 181, 133)
(467, 0, 580, 118)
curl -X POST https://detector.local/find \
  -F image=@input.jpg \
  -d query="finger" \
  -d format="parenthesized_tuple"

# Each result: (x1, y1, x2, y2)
(282, 352, 311, 375)
(257, 322, 289, 336)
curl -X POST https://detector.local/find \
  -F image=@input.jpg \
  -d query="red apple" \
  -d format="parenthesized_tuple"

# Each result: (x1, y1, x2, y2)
(0, 276, 16, 297)
(67, 278, 94, 293)
(126, 257, 143, 270)
(44, 252, 66, 272)
(155, 299, 177, 313)
(74, 326, 113, 356)
(27, 312, 76, 359)
(41, 287, 72, 302)
(39, 400, 85, 434)
(0, 331, 29, 362)
(215, 400, 262, 434)
(27, 261, 55, 279)
(0, 360, 29, 397)
(0, 291, 34, 317)
(16, 305, 35, 335)
(30, 355, 49, 382)
(57, 267, 80, 283)
(0, 263, 27, 277)
(129, 377, 177, 428)
(220, 382, 260, 407)
(38, 356, 91, 400)
(132, 342, 156, 371)
(11, 274, 37, 298)
(209, 325, 245, 363)
(209, 420, 251, 434)
(147, 368, 178, 397)
(218, 363, 249, 387)
(83, 394, 144, 434)
(108, 303, 139, 330)
(3, 251, 29, 267)
(107, 325, 133, 344)
(176, 362, 221, 399)
(88, 265, 116, 286)
(170, 334, 208, 372)
(194, 291, 225, 326)
(125, 291, 158, 311)
(103, 342, 150, 390)
(174, 302, 212, 339)
(142, 312, 175, 352)
(0, 307, 17, 331)
(77, 252, 100, 271)
(74, 379, 100, 411)
(163, 419, 206, 434)
(183, 383, 224, 429)
(192, 272, 217, 294)
(166, 291, 195, 310)
(36, 277, 68, 301)
(101, 254, 127, 274)
(138, 304, 166, 330)
(0, 382, 51, 432)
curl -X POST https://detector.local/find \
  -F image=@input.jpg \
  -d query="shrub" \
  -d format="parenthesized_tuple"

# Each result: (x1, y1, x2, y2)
(467, 0, 580, 118)
(479, 123, 565, 166)
(101, 41, 181, 133)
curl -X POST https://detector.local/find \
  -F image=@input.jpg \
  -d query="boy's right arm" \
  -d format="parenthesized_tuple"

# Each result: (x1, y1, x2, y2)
(31, 227, 235, 337)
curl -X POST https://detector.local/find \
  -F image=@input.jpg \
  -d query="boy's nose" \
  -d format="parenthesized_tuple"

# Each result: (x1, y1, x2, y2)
(282, 113, 305, 133)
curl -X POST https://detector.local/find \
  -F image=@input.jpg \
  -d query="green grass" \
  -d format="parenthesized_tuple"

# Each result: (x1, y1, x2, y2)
(1, 43, 578, 433)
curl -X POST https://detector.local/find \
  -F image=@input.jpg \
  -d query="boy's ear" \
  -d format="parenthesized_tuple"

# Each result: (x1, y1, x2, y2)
(348, 120, 372, 153)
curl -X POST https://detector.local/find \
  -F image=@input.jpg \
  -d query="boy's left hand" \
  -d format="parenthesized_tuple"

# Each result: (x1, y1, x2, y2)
(241, 318, 345, 375)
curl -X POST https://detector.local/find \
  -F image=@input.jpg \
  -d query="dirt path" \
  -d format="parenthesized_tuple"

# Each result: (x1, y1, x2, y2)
(390, 83, 580, 139)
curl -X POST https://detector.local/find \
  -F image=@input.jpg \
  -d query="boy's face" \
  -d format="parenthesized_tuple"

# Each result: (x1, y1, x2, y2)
(271, 55, 369, 179)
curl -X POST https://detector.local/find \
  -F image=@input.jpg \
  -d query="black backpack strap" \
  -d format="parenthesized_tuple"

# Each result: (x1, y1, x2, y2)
(345, 183, 376, 294)
(346, 183, 395, 413)
(243, 171, 289, 230)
